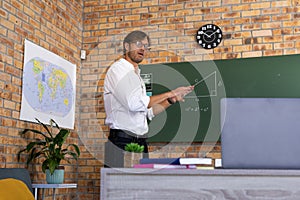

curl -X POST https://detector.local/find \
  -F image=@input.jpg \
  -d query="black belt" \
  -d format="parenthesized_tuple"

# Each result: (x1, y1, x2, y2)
(109, 129, 147, 140)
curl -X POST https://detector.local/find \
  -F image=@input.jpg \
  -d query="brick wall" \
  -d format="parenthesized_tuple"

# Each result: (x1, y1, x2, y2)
(2, 0, 300, 199)
(81, 0, 300, 197)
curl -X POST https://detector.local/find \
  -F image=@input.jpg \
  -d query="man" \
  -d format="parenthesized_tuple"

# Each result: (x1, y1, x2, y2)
(104, 30, 194, 158)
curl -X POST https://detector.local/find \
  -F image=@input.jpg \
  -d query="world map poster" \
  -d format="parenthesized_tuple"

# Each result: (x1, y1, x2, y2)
(20, 39, 76, 129)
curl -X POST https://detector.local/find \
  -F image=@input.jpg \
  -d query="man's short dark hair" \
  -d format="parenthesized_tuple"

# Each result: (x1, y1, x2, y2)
(123, 30, 150, 55)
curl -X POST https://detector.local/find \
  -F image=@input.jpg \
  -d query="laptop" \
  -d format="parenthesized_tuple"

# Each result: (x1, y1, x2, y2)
(221, 98, 300, 169)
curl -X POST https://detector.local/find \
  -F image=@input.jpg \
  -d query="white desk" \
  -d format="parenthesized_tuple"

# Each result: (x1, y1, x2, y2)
(32, 183, 77, 200)
(101, 168, 300, 200)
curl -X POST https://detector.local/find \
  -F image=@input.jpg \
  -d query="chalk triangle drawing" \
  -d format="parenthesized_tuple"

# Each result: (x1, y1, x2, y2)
(185, 71, 217, 98)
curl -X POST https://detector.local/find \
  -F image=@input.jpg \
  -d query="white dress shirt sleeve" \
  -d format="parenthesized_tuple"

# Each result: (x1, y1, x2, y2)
(147, 107, 154, 120)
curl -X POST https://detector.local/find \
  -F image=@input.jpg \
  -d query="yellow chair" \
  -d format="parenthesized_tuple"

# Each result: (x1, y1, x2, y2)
(0, 178, 34, 200)
(0, 168, 34, 200)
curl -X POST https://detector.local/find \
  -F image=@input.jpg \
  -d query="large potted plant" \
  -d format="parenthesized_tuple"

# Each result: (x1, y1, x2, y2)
(17, 118, 80, 184)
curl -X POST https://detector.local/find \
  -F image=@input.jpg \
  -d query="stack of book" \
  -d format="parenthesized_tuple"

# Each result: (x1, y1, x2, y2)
(133, 157, 214, 169)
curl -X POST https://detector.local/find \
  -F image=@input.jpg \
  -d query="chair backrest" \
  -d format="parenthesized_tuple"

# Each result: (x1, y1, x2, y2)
(0, 168, 33, 193)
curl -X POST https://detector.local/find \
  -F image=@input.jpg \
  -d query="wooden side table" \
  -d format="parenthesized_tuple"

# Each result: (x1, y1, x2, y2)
(32, 183, 77, 200)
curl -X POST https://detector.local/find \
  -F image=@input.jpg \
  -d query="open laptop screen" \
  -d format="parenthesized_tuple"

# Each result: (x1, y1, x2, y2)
(221, 98, 300, 169)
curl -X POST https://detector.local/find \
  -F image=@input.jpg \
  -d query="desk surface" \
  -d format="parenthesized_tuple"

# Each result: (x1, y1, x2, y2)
(101, 168, 300, 200)
(101, 168, 300, 176)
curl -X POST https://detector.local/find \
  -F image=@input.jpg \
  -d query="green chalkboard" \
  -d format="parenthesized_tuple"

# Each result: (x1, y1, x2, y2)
(140, 54, 300, 142)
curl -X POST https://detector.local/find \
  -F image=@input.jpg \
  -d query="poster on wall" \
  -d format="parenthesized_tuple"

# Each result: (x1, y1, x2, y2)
(20, 39, 76, 129)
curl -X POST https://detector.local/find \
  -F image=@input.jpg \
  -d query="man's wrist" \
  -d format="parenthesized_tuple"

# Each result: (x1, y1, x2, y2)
(167, 98, 176, 105)
(167, 91, 174, 99)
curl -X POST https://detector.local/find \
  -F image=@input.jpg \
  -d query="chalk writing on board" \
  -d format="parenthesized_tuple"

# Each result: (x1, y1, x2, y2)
(185, 106, 209, 112)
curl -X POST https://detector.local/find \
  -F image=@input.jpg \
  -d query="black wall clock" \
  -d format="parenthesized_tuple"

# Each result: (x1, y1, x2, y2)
(196, 24, 223, 49)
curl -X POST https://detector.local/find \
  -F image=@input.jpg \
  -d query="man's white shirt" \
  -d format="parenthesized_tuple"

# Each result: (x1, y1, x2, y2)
(104, 58, 154, 135)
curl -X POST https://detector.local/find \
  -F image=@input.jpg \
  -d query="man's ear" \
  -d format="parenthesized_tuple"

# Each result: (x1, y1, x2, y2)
(124, 43, 129, 51)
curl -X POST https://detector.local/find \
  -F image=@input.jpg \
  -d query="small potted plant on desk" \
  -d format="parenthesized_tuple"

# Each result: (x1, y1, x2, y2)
(123, 143, 144, 168)
(18, 118, 80, 184)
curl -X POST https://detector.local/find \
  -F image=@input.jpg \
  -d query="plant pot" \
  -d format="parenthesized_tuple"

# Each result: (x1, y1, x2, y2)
(123, 152, 143, 168)
(46, 167, 65, 184)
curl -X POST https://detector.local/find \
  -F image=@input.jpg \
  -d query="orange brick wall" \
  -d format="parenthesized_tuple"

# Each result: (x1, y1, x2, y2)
(81, 0, 300, 197)
(0, 0, 97, 199)
(2, 0, 300, 199)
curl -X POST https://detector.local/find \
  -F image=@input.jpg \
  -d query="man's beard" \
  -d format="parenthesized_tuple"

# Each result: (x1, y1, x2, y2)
(128, 50, 144, 64)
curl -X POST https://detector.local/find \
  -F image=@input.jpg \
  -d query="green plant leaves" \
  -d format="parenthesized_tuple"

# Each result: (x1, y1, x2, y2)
(54, 129, 69, 147)
(125, 143, 144, 153)
(17, 118, 80, 175)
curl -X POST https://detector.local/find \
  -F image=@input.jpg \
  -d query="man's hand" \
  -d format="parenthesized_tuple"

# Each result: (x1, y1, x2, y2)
(170, 86, 194, 102)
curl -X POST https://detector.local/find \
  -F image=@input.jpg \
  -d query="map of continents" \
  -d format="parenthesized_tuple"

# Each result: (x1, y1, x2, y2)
(23, 57, 74, 117)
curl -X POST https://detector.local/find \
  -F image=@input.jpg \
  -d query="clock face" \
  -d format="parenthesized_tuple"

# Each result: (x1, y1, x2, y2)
(196, 24, 223, 49)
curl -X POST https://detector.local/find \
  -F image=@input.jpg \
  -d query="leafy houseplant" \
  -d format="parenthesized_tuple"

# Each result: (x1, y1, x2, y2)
(17, 118, 80, 177)
(125, 143, 144, 153)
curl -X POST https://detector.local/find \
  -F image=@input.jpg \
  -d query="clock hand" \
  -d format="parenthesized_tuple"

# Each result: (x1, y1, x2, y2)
(199, 31, 211, 38)
(208, 30, 220, 38)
